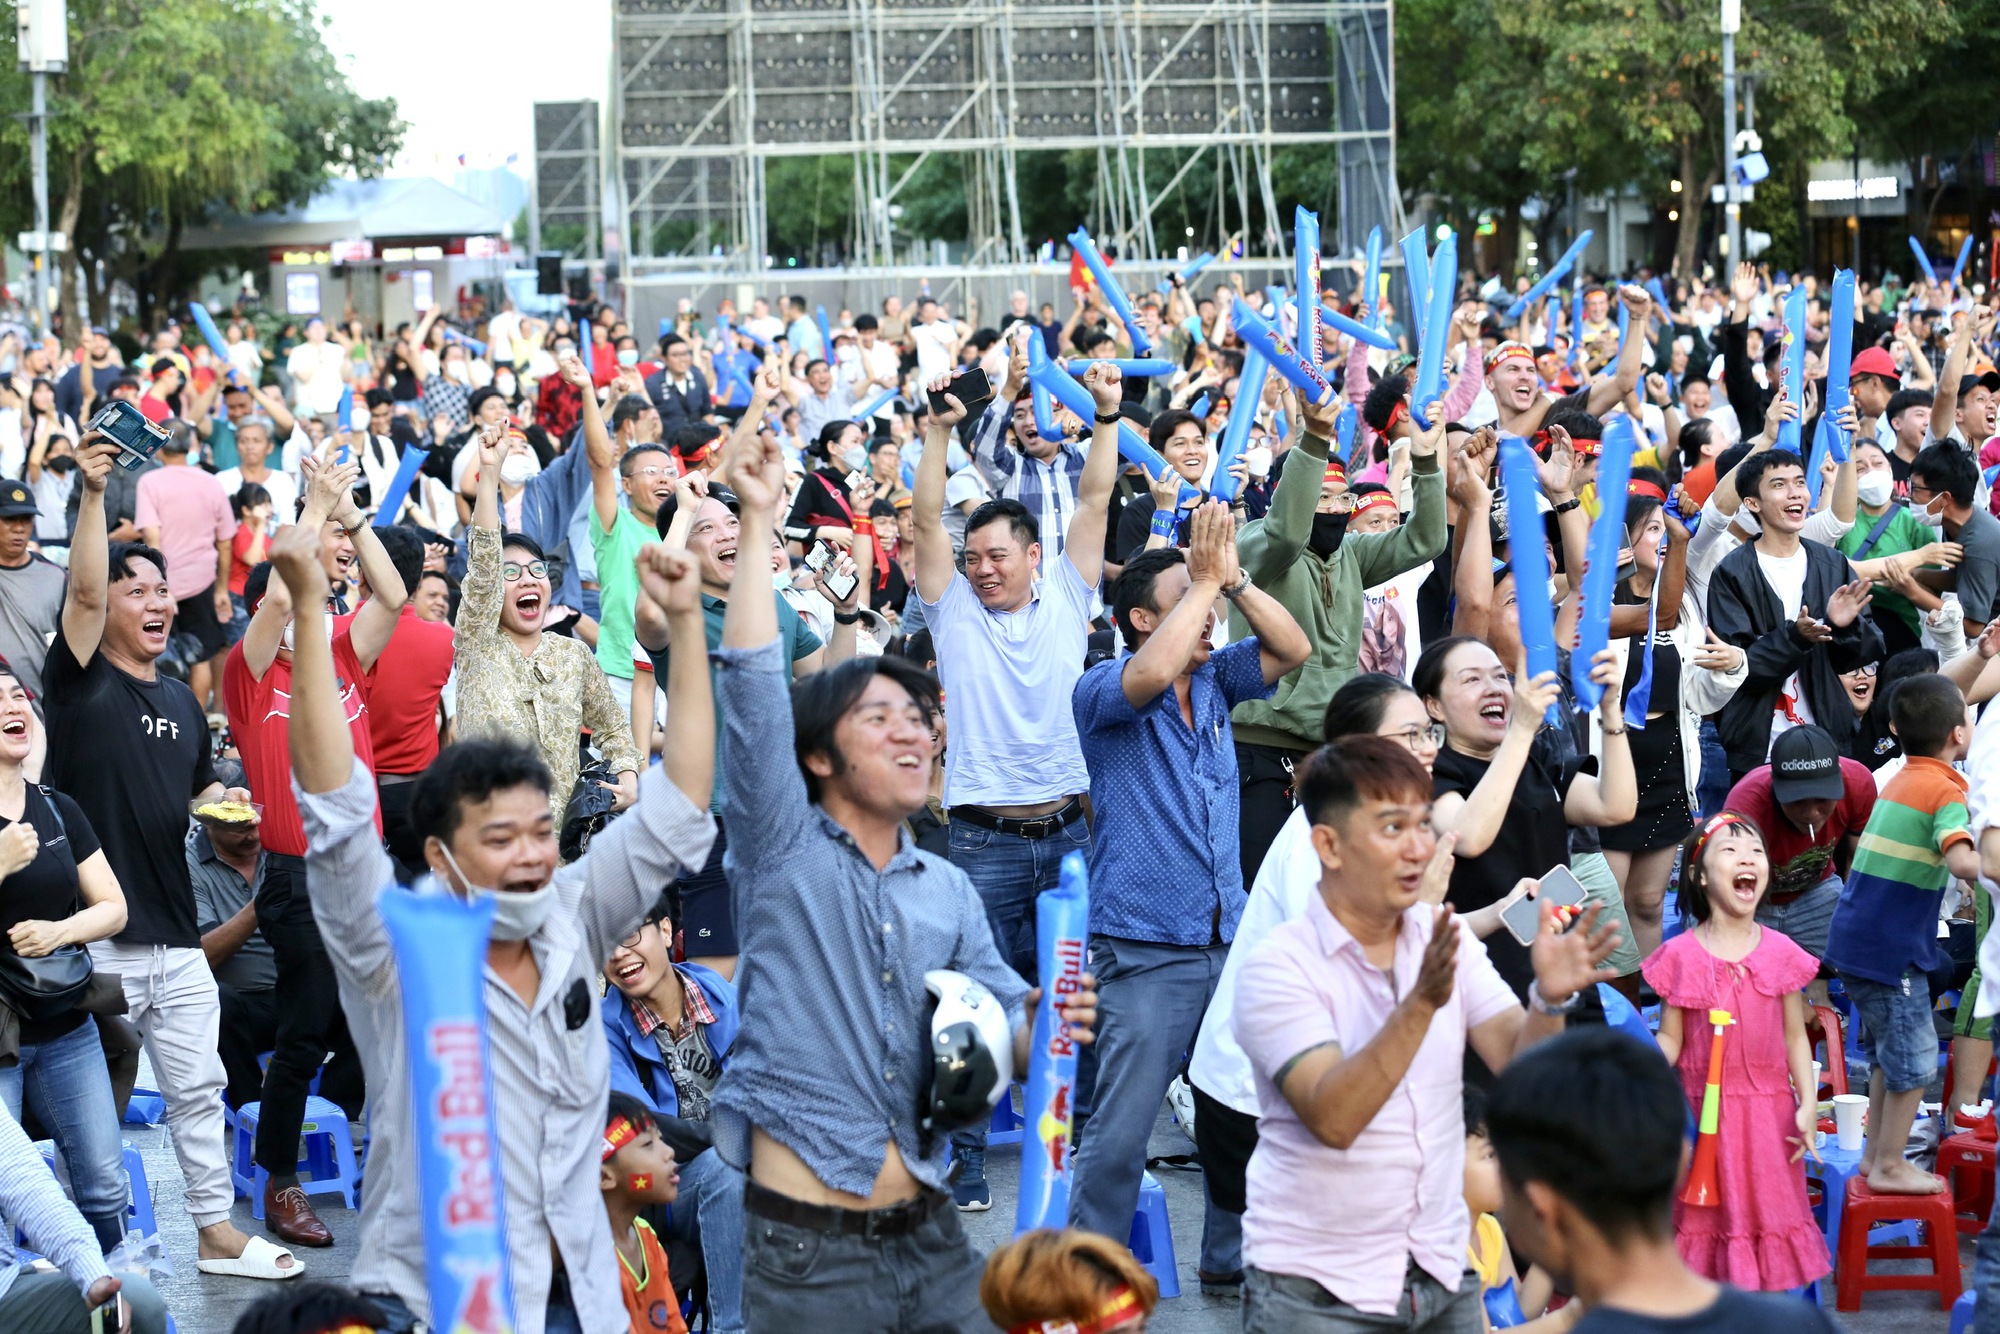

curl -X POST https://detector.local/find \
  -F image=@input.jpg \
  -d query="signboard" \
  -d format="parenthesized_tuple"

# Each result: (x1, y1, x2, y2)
(285, 272, 321, 315)
(1806, 160, 1907, 218)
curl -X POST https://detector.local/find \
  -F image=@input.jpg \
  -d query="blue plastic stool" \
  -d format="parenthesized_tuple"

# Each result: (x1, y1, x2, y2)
(1950, 1290, 1976, 1334)
(1127, 1170, 1179, 1299)
(122, 1087, 165, 1126)
(121, 1141, 154, 1237)
(988, 1094, 1024, 1147)
(227, 1095, 360, 1216)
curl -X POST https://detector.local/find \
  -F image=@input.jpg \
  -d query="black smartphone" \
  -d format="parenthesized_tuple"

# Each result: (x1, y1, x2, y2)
(928, 366, 993, 416)
(805, 540, 860, 603)
(87, 400, 172, 472)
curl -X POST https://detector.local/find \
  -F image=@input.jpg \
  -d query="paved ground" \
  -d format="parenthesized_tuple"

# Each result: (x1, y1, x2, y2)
(124, 1083, 1959, 1334)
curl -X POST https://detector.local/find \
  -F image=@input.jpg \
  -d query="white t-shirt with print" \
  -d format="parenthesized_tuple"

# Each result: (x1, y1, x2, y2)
(1755, 545, 1813, 749)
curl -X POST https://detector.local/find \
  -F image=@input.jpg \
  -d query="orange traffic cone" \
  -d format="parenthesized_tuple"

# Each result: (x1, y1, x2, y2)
(1681, 1008, 1734, 1208)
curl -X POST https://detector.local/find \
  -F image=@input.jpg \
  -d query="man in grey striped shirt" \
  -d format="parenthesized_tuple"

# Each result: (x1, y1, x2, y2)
(276, 521, 717, 1334)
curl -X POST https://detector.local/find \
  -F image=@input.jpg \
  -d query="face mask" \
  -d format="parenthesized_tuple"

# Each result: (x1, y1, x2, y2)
(1309, 511, 1348, 558)
(495, 374, 517, 398)
(1914, 497, 1946, 529)
(772, 569, 793, 591)
(46, 456, 74, 475)
(500, 451, 540, 486)
(279, 611, 336, 652)
(1856, 472, 1893, 508)
(431, 847, 557, 942)
(843, 445, 868, 472)
(444, 361, 470, 384)
(617, 349, 640, 368)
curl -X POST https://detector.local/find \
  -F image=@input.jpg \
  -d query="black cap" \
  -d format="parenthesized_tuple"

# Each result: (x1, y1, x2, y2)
(1769, 725, 1844, 804)
(1959, 369, 2000, 399)
(0, 481, 38, 519)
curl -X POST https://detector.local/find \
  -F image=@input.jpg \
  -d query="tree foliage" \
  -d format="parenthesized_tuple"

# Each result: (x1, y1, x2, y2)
(0, 0, 402, 330)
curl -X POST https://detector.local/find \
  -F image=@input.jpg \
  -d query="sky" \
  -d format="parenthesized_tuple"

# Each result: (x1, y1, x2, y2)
(312, 0, 611, 179)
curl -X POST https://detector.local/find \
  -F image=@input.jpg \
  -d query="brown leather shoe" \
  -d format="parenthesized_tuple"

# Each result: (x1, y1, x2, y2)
(262, 1181, 333, 1248)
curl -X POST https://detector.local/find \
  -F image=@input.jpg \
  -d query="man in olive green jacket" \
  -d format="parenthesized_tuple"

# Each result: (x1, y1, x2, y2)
(1228, 390, 1448, 883)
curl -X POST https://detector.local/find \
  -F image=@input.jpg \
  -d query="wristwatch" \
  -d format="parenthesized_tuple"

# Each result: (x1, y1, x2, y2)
(1095, 411, 1123, 426)
(1527, 980, 1584, 1017)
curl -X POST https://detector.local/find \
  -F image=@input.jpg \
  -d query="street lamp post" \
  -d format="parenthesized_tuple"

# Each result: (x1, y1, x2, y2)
(1720, 0, 1741, 263)
(15, 0, 67, 341)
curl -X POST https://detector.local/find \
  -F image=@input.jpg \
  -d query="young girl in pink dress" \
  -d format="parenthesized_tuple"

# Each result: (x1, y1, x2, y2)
(1641, 811, 1831, 1291)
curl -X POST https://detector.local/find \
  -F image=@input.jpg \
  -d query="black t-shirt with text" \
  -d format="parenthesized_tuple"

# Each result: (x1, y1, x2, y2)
(0, 785, 102, 1041)
(1573, 1287, 1837, 1334)
(42, 630, 214, 948)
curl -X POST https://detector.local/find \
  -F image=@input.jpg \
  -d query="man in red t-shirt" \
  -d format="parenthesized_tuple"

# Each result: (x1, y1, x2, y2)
(1722, 724, 1877, 963)
(333, 526, 454, 876)
(219, 447, 408, 1249)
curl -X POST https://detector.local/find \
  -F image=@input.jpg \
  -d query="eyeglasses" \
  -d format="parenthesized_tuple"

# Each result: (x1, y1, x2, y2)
(502, 560, 549, 582)
(616, 920, 659, 950)
(629, 466, 674, 481)
(1845, 663, 1879, 678)
(1385, 723, 1445, 752)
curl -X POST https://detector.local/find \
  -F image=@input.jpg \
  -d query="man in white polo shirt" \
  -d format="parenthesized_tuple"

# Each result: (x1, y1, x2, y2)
(910, 361, 1123, 1211)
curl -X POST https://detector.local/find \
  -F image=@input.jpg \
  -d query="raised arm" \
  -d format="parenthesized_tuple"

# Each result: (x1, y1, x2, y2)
(1241, 390, 1336, 580)
(1584, 286, 1653, 418)
(1430, 670, 1560, 858)
(1062, 361, 1125, 590)
(270, 524, 348, 793)
(633, 544, 715, 810)
(912, 376, 966, 605)
(58, 435, 123, 669)
(564, 350, 620, 533)
(1118, 501, 1230, 706)
(722, 427, 788, 649)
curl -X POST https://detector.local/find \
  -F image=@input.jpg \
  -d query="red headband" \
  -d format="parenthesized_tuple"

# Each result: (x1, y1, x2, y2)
(602, 1115, 640, 1162)
(1689, 812, 1757, 870)
(1628, 479, 1668, 502)
(1385, 399, 1409, 433)
(1324, 457, 1347, 482)
(1487, 341, 1536, 373)
(1006, 1287, 1145, 1334)
(1352, 491, 1399, 518)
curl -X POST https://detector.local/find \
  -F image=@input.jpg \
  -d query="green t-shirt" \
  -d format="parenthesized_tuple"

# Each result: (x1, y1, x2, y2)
(1837, 504, 1932, 636)
(590, 505, 655, 680)
(207, 419, 238, 472)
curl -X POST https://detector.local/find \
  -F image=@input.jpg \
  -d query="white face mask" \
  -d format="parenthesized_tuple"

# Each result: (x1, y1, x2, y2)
(500, 451, 540, 486)
(1856, 472, 1893, 508)
(1914, 497, 1946, 529)
(279, 610, 336, 651)
(495, 374, 516, 398)
(432, 846, 558, 942)
(444, 361, 470, 384)
(772, 568, 792, 591)
(842, 444, 868, 472)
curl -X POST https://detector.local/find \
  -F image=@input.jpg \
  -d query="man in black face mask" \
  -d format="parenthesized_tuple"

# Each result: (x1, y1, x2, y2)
(1226, 385, 1447, 887)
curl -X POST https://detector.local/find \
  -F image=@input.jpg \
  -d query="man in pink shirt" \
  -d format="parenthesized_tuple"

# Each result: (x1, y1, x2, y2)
(136, 426, 234, 712)
(1232, 734, 1619, 1332)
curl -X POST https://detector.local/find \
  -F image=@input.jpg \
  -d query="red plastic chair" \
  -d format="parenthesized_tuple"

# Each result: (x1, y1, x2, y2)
(1834, 1174, 1963, 1312)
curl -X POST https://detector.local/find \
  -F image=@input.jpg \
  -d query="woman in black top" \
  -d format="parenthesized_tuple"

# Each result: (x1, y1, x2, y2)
(0, 666, 132, 1249)
(1417, 636, 1635, 997)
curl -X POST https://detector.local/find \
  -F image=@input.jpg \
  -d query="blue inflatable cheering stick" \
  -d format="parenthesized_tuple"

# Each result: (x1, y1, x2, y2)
(379, 887, 519, 1334)
(1571, 416, 1638, 713)
(1016, 853, 1090, 1235)
(1500, 435, 1561, 727)
(1068, 228, 1152, 356)
(1212, 348, 1269, 503)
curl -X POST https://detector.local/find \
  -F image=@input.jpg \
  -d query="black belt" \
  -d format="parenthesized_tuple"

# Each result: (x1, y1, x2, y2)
(949, 797, 1086, 840)
(744, 1178, 947, 1238)
(377, 772, 421, 786)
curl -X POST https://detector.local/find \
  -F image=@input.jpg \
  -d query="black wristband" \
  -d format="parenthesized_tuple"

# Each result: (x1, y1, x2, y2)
(1095, 412, 1122, 425)
(1552, 498, 1581, 515)
(834, 609, 863, 625)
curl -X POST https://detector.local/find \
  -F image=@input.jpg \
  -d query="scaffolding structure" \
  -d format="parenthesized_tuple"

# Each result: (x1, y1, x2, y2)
(532, 101, 603, 261)
(607, 0, 1402, 274)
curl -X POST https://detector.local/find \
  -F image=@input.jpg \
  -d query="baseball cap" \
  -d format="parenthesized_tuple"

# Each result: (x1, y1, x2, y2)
(0, 481, 38, 519)
(1960, 368, 2000, 398)
(1848, 346, 1900, 384)
(1769, 725, 1844, 804)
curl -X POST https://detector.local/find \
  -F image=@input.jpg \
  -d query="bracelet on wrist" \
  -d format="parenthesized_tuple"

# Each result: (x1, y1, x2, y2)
(1551, 497, 1581, 515)
(1527, 980, 1583, 1017)
(833, 608, 863, 625)
(1221, 571, 1253, 601)
(852, 519, 873, 533)
(1149, 510, 1178, 537)
(1095, 411, 1123, 426)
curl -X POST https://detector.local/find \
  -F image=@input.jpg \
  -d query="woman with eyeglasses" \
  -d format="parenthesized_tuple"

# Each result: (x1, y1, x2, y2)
(1185, 672, 1537, 1287)
(1848, 647, 1935, 772)
(454, 422, 642, 839)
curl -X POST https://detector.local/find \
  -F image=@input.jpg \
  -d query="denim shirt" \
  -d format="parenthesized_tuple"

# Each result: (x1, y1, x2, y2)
(1074, 637, 1274, 944)
(710, 638, 1029, 1196)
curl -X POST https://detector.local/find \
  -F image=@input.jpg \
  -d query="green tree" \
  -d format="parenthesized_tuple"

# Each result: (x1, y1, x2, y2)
(0, 0, 400, 331)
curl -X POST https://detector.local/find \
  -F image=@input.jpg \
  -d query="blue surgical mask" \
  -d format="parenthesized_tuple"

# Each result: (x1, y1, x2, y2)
(617, 349, 640, 368)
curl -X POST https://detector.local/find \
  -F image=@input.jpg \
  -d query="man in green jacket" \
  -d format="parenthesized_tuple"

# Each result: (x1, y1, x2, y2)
(1228, 389, 1448, 884)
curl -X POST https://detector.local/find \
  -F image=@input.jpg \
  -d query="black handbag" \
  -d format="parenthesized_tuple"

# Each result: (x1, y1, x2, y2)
(0, 787, 94, 1022)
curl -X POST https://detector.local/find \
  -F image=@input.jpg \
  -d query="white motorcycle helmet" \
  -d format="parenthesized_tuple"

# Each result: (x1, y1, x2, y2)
(921, 969, 1014, 1135)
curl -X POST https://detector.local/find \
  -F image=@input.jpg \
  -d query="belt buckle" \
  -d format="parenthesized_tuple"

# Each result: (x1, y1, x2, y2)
(860, 1200, 903, 1240)
(1018, 815, 1052, 838)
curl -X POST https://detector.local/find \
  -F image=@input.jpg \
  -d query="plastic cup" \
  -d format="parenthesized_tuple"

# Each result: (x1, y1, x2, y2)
(1833, 1093, 1868, 1151)
(1811, 1060, 1822, 1095)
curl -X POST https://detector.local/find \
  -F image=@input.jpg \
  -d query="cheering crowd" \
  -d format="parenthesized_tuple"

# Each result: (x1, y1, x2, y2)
(1, 248, 2000, 1334)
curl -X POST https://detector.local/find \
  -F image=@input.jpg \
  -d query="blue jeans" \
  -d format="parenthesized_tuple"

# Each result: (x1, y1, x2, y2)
(1068, 936, 1226, 1241)
(0, 1017, 130, 1250)
(667, 1147, 744, 1333)
(1976, 1183, 2000, 1334)
(1845, 971, 1936, 1093)
(945, 818, 1091, 1163)
(1696, 717, 1731, 822)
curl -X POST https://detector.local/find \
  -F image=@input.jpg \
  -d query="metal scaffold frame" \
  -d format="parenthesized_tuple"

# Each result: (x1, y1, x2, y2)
(607, 0, 1402, 276)
(532, 101, 604, 262)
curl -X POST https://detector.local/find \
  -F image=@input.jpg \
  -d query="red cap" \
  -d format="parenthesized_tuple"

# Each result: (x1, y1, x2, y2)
(1848, 346, 1900, 384)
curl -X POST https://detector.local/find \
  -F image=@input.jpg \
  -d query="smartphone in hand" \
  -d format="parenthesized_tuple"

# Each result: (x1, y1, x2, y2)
(927, 366, 993, 416)
(87, 400, 172, 472)
(804, 540, 860, 603)
(1501, 864, 1589, 947)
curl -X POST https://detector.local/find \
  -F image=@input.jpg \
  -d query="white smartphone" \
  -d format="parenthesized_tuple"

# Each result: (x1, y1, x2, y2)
(1501, 864, 1589, 947)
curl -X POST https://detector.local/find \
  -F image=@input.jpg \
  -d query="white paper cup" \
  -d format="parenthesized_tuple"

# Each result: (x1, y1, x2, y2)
(1833, 1093, 1868, 1151)
(1812, 1060, 1823, 1094)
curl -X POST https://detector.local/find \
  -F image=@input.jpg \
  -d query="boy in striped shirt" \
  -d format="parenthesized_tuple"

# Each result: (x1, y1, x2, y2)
(1825, 673, 1981, 1194)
